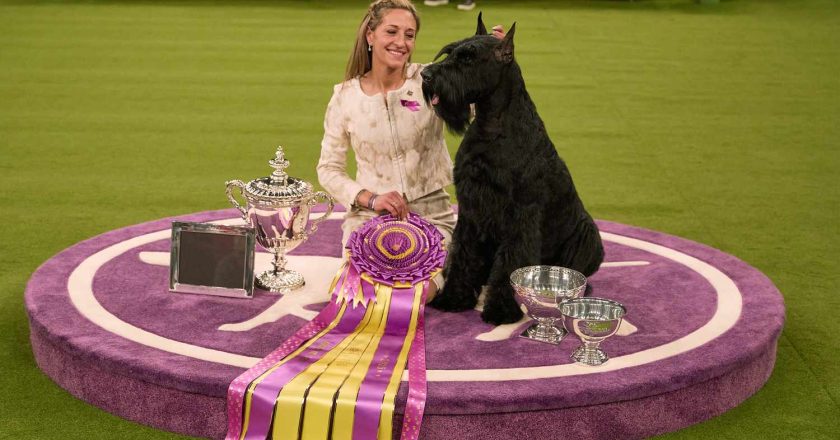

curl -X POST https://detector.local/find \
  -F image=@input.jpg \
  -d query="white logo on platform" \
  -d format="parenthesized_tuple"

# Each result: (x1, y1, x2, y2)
(138, 250, 643, 337)
(66, 217, 742, 381)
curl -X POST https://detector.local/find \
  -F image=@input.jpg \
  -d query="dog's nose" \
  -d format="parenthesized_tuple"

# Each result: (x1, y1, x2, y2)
(421, 69, 432, 83)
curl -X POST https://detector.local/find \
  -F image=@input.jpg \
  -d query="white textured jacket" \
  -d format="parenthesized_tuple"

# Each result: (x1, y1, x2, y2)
(317, 63, 454, 209)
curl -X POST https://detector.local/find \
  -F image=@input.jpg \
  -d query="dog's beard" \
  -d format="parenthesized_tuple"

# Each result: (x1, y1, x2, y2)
(422, 80, 472, 135)
(437, 102, 471, 134)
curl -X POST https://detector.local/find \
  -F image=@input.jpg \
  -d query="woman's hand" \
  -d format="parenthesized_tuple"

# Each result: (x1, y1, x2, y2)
(492, 25, 505, 40)
(371, 191, 409, 220)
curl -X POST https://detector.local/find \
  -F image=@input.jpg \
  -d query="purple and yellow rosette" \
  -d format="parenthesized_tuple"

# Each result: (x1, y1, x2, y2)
(337, 212, 445, 305)
(226, 213, 444, 440)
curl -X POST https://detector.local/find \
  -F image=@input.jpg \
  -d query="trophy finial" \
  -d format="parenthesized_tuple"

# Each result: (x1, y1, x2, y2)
(269, 146, 290, 184)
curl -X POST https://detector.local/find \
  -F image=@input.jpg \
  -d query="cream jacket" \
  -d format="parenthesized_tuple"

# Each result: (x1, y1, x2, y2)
(316, 63, 454, 209)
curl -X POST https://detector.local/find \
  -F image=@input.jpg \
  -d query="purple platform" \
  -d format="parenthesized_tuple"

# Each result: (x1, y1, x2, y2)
(25, 208, 785, 439)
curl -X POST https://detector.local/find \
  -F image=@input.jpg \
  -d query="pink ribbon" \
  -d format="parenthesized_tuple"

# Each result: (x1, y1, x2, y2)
(339, 264, 363, 306)
(400, 281, 429, 440)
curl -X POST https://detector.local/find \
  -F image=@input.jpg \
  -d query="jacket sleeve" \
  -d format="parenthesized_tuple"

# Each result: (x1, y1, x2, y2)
(316, 85, 365, 209)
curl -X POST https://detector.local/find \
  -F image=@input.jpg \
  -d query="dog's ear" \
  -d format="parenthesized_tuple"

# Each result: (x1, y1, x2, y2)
(434, 41, 457, 61)
(494, 22, 515, 63)
(475, 11, 488, 35)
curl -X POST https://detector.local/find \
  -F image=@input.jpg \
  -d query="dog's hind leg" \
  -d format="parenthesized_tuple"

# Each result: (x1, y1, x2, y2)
(430, 218, 491, 312)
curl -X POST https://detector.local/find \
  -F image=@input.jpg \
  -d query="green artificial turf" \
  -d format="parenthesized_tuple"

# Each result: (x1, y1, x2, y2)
(1, 0, 838, 438)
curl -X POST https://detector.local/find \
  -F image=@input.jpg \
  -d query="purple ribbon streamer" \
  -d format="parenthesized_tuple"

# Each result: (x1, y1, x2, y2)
(361, 279, 377, 305)
(352, 287, 416, 440)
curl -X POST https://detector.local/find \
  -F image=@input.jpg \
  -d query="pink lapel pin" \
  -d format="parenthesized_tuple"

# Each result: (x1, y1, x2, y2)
(400, 99, 421, 112)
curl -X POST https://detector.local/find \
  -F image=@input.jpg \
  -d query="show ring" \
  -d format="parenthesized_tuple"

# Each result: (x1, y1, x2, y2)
(25, 207, 785, 439)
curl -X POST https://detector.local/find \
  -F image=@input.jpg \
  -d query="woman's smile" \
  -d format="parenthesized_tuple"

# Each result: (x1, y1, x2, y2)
(386, 46, 408, 59)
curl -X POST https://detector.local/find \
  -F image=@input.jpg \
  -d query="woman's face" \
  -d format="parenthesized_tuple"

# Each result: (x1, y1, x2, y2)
(367, 9, 417, 71)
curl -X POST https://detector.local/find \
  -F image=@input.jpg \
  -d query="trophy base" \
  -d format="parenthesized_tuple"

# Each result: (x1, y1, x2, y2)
(571, 346, 609, 366)
(255, 269, 305, 293)
(519, 323, 566, 345)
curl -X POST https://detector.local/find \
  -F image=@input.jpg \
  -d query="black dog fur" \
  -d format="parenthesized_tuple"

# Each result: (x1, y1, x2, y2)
(421, 14, 604, 325)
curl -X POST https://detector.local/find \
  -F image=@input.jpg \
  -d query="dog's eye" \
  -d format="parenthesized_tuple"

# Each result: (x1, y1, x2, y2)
(457, 48, 475, 61)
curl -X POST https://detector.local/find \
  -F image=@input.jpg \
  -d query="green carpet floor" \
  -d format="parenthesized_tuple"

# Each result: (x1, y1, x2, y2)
(2, 0, 838, 438)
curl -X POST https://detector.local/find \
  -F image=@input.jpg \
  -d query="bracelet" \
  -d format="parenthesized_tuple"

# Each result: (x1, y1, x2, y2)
(368, 194, 378, 210)
(353, 189, 366, 208)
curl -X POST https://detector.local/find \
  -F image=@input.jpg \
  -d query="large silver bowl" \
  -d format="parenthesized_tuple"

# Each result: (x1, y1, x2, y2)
(510, 266, 587, 344)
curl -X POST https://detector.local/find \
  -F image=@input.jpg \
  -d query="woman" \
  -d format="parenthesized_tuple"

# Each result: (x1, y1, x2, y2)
(316, 0, 502, 295)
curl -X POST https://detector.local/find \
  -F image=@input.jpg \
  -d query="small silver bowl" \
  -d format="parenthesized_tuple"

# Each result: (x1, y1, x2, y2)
(560, 297, 626, 366)
(510, 266, 587, 344)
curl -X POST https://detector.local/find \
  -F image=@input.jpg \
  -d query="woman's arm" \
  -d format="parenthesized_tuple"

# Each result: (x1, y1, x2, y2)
(316, 87, 365, 209)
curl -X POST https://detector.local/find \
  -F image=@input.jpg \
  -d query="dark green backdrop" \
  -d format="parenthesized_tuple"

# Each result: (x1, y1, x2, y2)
(1, 0, 838, 438)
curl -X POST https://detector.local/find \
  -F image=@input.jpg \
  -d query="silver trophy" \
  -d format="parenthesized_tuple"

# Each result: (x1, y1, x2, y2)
(225, 146, 334, 293)
(560, 297, 626, 366)
(510, 266, 587, 344)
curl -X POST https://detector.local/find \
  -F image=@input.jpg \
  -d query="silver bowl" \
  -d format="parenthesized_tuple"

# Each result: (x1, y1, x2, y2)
(510, 266, 587, 344)
(560, 297, 626, 366)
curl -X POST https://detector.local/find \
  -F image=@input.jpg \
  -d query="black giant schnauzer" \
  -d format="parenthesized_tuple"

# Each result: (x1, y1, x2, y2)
(421, 15, 604, 325)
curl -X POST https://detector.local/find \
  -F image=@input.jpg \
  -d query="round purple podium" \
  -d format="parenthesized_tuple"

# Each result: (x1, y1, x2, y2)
(25, 208, 785, 439)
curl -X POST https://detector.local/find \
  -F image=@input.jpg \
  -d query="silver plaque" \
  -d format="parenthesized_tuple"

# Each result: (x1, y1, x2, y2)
(169, 221, 256, 298)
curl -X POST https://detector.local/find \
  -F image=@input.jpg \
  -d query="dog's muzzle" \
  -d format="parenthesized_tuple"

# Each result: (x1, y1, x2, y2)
(420, 69, 440, 106)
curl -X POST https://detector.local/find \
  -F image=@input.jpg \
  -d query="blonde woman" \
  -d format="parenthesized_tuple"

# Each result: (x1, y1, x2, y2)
(316, 0, 502, 296)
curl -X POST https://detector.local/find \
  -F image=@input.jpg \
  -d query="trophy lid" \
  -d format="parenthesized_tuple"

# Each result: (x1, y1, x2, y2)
(243, 146, 313, 203)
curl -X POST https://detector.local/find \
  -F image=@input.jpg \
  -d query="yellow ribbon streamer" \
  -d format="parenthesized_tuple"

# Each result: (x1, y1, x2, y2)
(272, 300, 377, 440)
(239, 264, 349, 440)
(377, 283, 424, 440)
(300, 286, 392, 440)
(240, 302, 349, 439)
(330, 285, 394, 440)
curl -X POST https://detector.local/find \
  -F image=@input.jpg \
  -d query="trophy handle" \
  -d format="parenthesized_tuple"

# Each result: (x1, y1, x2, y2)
(306, 191, 335, 235)
(225, 180, 248, 219)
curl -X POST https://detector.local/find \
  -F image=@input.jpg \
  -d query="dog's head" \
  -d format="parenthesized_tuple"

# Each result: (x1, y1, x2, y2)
(421, 13, 516, 134)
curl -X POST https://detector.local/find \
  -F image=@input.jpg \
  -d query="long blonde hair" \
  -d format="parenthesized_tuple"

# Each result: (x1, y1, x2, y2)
(344, 0, 421, 81)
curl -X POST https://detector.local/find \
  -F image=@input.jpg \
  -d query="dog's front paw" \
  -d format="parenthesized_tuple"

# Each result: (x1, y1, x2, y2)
(429, 284, 477, 312)
(480, 289, 524, 325)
